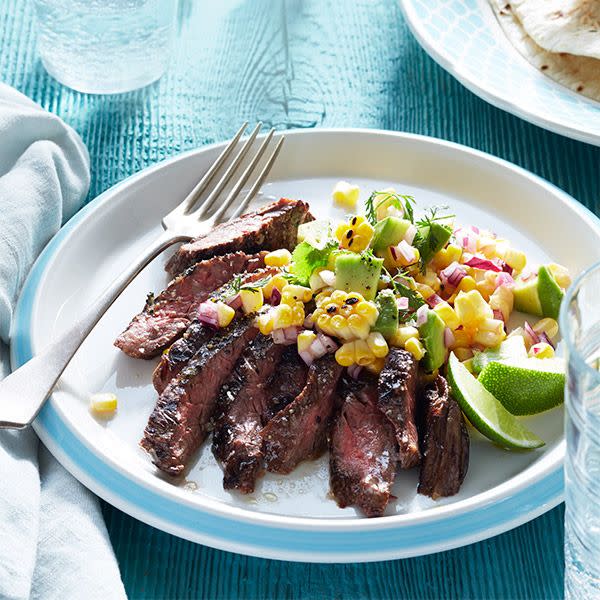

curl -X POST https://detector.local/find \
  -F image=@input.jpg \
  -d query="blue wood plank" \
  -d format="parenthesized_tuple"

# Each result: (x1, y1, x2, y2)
(1, 0, 593, 597)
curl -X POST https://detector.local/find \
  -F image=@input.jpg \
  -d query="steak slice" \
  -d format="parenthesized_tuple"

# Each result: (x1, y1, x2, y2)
(166, 198, 313, 276)
(418, 375, 470, 499)
(141, 315, 258, 476)
(212, 335, 285, 493)
(115, 251, 266, 359)
(262, 354, 343, 474)
(329, 377, 398, 518)
(377, 348, 421, 469)
(152, 267, 278, 393)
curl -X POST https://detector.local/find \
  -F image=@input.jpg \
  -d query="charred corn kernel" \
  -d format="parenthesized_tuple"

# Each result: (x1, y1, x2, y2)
(331, 290, 348, 304)
(454, 347, 474, 362)
(354, 300, 379, 326)
(335, 215, 374, 252)
(432, 244, 462, 269)
(354, 339, 374, 366)
(264, 249, 292, 267)
(347, 313, 370, 340)
(433, 302, 460, 330)
(281, 284, 313, 304)
(450, 327, 472, 349)
(297, 330, 317, 353)
(315, 290, 332, 307)
(257, 312, 274, 335)
(489, 285, 514, 322)
(273, 304, 293, 328)
(390, 325, 419, 347)
(501, 248, 527, 273)
(405, 337, 425, 360)
(291, 302, 305, 325)
(263, 274, 288, 299)
(367, 332, 389, 358)
(317, 313, 332, 332)
(310, 307, 324, 322)
(415, 268, 441, 292)
(239, 288, 264, 314)
(346, 291, 365, 304)
(416, 283, 435, 300)
(533, 318, 559, 339)
(529, 342, 555, 359)
(366, 357, 386, 375)
(454, 290, 493, 325)
(548, 263, 571, 289)
(457, 276, 477, 293)
(90, 393, 117, 415)
(216, 302, 235, 327)
(330, 314, 352, 340)
(332, 180, 360, 208)
(335, 342, 356, 367)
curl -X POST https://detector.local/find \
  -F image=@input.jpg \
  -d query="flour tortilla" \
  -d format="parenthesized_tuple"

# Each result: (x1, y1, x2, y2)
(489, 0, 600, 102)
(512, 0, 600, 60)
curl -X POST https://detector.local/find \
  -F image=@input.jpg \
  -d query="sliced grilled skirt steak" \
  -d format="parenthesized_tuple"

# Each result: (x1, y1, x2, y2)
(166, 198, 313, 276)
(262, 355, 343, 474)
(377, 348, 421, 469)
(141, 315, 258, 476)
(115, 251, 266, 359)
(330, 377, 398, 518)
(212, 335, 285, 493)
(152, 267, 278, 393)
(418, 375, 470, 499)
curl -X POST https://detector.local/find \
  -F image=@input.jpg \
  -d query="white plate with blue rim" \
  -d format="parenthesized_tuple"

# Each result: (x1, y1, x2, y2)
(399, 0, 600, 147)
(11, 129, 600, 562)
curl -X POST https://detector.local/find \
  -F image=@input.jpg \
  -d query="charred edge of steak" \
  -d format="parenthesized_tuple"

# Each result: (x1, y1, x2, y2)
(152, 267, 279, 394)
(417, 375, 470, 499)
(114, 251, 267, 359)
(262, 354, 343, 474)
(329, 376, 398, 518)
(377, 348, 421, 469)
(140, 316, 258, 476)
(165, 198, 313, 276)
(212, 335, 285, 494)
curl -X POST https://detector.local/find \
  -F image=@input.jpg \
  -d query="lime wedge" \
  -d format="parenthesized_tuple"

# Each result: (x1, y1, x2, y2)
(471, 336, 528, 375)
(447, 353, 545, 450)
(478, 357, 565, 416)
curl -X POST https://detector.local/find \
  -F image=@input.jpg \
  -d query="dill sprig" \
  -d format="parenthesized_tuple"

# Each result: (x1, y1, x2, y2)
(364, 191, 416, 226)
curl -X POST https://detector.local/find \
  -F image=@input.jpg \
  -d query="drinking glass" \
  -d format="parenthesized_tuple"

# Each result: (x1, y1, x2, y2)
(32, 0, 178, 94)
(561, 262, 600, 599)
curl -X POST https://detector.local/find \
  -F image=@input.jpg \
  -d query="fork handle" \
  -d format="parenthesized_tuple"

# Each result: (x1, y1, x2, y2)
(0, 231, 186, 429)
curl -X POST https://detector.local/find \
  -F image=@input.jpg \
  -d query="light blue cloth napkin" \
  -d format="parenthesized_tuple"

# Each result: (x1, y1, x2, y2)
(0, 83, 125, 599)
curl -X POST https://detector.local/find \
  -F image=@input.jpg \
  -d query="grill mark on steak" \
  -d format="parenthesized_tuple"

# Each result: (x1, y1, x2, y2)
(152, 267, 278, 394)
(212, 335, 285, 494)
(140, 315, 258, 476)
(115, 251, 266, 359)
(377, 348, 421, 469)
(262, 355, 343, 474)
(329, 377, 398, 518)
(166, 198, 313, 276)
(418, 375, 470, 499)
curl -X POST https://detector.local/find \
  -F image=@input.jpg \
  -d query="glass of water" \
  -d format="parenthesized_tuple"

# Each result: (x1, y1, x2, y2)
(33, 0, 178, 94)
(561, 262, 600, 599)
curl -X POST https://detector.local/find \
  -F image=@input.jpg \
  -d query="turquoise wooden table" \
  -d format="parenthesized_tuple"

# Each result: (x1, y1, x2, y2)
(2, 0, 599, 598)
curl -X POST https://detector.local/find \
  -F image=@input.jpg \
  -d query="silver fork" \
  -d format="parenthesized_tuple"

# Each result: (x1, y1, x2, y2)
(0, 123, 284, 429)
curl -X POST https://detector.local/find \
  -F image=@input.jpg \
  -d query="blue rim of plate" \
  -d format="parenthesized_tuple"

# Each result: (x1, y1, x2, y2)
(11, 129, 586, 562)
(399, 0, 600, 147)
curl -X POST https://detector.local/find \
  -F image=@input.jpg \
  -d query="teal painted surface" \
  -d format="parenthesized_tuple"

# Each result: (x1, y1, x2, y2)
(2, 0, 599, 597)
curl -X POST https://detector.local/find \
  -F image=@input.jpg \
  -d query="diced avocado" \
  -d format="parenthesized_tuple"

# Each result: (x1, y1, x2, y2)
(297, 220, 332, 248)
(371, 217, 412, 253)
(418, 310, 447, 373)
(471, 336, 528, 375)
(373, 289, 399, 340)
(538, 266, 564, 320)
(414, 222, 452, 264)
(513, 266, 564, 319)
(334, 252, 383, 301)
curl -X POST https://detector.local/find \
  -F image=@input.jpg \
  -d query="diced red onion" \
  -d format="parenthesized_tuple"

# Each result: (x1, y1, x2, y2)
(521, 269, 537, 282)
(303, 315, 315, 329)
(272, 326, 300, 345)
(441, 262, 466, 288)
(539, 331, 555, 349)
(271, 328, 287, 345)
(464, 256, 501, 272)
(347, 364, 363, 379)
(523, 321, 540, 345)
(320, 269, 336, 287)
(495, 272, 515, 289)
(455, 228, 477, 253)
(396, 297, 409, 311)
(416, 304, 429, 327)
(310, 336, 327, 358)
(403, 224, 417, 245)
(500, 261, 513, 274)
(469, 225, 480, 234)
(444, 327, 455, 348)
(395, 240, 417, 264)
(226, 293, 242, 310)
(269, 287, 282, 306)
(299, 350, 314, 366)
(389, 245, 398, 261)
(317, 332, 339, 353)
(493, 309, 504, 322)
(426, 293, 443, 308)
(197, 302, 219, 327)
